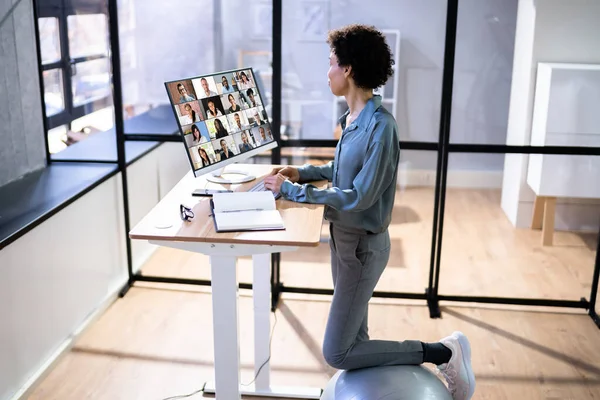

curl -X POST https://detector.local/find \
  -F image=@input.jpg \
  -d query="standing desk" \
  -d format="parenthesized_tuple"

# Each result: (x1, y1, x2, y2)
(129, 163, 325, 399)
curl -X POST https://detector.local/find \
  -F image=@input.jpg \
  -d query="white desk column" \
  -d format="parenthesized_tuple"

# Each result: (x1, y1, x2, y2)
(210, 255, 241, 400)
(252, 253, 272, 390)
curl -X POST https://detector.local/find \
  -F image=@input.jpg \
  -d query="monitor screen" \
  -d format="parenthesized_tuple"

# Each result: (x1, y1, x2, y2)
(165, 68, 276, 177)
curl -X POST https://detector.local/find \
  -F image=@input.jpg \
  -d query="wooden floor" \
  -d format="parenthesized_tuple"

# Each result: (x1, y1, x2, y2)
(27, 188, 600, 400)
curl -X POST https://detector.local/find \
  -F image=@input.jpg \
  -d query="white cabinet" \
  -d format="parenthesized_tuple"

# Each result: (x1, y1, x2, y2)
(527, 63, 600, 198)
(527, 63, 600, 245)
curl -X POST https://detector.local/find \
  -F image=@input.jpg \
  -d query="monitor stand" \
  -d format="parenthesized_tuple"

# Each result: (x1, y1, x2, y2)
(206, 165, 256, 184)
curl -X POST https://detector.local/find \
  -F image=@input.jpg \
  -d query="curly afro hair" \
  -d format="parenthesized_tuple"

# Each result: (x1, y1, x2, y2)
(327, 24, 394, 90)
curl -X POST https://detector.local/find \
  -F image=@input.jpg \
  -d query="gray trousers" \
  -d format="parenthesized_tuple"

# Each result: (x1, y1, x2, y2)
(323, 223, 424, 370)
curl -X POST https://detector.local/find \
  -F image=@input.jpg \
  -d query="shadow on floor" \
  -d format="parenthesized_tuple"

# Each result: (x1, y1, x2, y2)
(576, 232, 599, 252)
(70, 346, 324, 375)
(442, 307, 600, 378)
(394, 206, 421, 224)
(473, 373, 600, 384)
(277, 300, 337, 378)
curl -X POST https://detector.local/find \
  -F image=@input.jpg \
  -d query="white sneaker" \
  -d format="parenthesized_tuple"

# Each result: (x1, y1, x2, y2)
(437, 331, 475, 400)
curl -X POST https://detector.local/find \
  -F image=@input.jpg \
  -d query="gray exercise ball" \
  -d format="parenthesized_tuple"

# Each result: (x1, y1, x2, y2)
(320, 365, 452, 400)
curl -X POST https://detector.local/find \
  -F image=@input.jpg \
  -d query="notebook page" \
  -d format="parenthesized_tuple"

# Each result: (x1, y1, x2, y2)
(212, 191, 276, 213)
(214, 210, 284, 231)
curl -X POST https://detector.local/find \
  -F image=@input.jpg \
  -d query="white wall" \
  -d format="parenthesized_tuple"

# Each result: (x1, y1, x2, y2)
(502, 0, 600, 231)
(0, 175, 127, 400)
(0, 143, 189, 400)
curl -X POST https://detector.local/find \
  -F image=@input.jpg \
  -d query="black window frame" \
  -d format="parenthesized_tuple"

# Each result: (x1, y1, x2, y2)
(36, 0, 112, 131)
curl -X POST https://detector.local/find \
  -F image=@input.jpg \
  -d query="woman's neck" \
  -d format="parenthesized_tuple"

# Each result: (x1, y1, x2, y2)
(344, 86, 373, 120)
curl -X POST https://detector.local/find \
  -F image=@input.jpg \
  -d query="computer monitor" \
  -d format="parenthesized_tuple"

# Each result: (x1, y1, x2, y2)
(165, 67, 277, 184)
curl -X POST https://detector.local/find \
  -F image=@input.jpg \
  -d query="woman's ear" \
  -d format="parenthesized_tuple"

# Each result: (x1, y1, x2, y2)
(344, 65, 352, 79)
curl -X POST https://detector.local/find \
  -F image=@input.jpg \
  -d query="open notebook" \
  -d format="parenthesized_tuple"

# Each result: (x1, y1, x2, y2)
(210, 191, 285, 232)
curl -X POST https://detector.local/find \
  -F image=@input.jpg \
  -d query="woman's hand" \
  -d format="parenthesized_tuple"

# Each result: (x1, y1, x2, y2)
(264, 173, 287, 193)
(269, 166, 300, 183)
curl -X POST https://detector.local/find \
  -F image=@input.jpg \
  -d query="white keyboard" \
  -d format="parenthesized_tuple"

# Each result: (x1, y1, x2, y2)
(249, 180, 281, 199)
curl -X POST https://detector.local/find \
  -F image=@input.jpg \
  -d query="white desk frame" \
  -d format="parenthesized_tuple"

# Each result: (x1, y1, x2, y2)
(148, 240, 322, 400)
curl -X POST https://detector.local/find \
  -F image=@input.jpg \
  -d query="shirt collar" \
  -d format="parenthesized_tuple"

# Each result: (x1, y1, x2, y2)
(338, 95, 382, 131)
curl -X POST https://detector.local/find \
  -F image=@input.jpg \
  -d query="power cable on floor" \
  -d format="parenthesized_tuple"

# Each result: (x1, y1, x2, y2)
(160, 310, 278, 400)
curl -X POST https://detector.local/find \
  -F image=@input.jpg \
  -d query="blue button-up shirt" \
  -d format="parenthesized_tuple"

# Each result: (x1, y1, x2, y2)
(279, 95, 400, 234)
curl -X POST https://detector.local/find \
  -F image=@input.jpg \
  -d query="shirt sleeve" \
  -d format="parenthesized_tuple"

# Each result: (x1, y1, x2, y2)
(296, 161, 334, 182)
(280, 124, 398, 212)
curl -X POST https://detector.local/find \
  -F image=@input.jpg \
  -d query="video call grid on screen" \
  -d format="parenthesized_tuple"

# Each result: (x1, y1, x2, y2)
(165, 68, 274, 172)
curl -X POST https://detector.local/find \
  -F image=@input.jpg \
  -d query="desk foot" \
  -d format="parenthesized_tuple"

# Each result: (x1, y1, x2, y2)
(118, 281, 133, 298)
(203, 381, 322, 399)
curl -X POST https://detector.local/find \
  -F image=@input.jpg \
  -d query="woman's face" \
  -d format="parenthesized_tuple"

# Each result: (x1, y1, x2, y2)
(328, 52, 349, 96)
(208, 102, 215, 112)
(229, 96, 236, 106)
(193, 127, 200, 137)
(185, 104, 192, 114)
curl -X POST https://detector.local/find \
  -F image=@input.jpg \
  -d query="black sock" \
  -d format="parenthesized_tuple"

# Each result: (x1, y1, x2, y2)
(421, 342, 452, 365)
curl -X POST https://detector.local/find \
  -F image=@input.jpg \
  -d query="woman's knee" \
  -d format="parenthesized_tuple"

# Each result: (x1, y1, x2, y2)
(322, 341, 350, 370)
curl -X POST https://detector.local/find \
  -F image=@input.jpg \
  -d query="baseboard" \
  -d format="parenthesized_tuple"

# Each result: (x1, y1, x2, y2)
(398, 169, 503, 189)
(10, 288, 123, 400)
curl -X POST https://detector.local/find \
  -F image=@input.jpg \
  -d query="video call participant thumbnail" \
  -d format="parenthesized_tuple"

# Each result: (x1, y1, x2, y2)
(218, 74, 236, 94)
(172, 81, 196, 103)
(245, 88, 262, 108)
(252, 124, 273, 146)
(237, 130, 255, 153)
(197, 146, 212, 167)
(214, 137, 238, 161)
(203, 96, 226, 118)
(235, 70, 254, 90)
(177, 101, 204, 125)
(214, 117, 230, 139)
(185, 123, 211, 146)
(193, 76, 218, 99)
(227, 112, 250, 132)
(223, 92, 242, 113)
(245, 107, 266, 127)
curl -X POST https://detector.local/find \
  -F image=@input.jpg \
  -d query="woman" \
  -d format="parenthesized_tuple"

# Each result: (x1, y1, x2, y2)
(264, 24, 475, 400)
(197, 147, 211, 167)
(205, 99, 223, 118)
(213, 118, 229, 139)
(181, 103, 200, 124)
(190, 124, 207, 143)
(227, 94, 241, 113)
(218, 139, 234, 160)
(237, 71, 253, 90)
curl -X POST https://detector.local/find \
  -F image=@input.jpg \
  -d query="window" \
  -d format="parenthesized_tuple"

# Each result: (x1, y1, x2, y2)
(281, 2, 446, 143)
(36, 0, 113, 155)
(117, 0, 216, 127)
